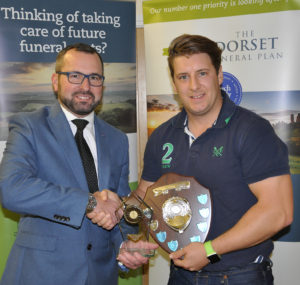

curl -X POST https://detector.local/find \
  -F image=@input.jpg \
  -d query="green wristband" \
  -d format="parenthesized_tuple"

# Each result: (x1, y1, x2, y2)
(204, 240, 216, 255)
(203, 240, 221, 264)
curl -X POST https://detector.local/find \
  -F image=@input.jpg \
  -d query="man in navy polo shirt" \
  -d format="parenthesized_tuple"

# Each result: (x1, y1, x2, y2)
(135, 34, 293, 285)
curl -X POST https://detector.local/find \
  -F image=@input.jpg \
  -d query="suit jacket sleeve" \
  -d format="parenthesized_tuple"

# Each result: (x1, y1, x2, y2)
(0, 112, 88, 228)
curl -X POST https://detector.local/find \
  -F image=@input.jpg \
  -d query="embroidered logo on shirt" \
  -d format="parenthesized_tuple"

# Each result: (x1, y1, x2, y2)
(212, 146, 224, 157)
(162, 143, 173, 168)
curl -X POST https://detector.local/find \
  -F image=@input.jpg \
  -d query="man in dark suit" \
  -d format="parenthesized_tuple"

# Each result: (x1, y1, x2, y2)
(0, 43, 157, 285)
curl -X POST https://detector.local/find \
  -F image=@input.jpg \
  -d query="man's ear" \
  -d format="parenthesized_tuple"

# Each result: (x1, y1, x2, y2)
(171, 75, 178, 94)
(51, 73, 58, 92)
(218, 66, 223, 85)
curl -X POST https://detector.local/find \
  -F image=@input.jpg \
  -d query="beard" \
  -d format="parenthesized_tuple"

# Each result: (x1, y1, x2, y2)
(60, 91, 101, 116)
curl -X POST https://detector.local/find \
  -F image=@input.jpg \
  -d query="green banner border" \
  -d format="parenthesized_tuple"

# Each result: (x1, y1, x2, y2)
(143, 0, 300, 24)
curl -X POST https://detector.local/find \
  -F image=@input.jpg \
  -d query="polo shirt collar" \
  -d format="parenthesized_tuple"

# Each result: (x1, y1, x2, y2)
(214, 90, 237, 128)
(173, 108, 188, 129)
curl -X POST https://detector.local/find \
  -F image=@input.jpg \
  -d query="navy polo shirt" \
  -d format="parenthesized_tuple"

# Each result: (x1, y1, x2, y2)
(142, 92, 290, 270)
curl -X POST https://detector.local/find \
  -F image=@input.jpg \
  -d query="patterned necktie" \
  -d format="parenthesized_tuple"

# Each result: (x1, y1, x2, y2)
(72, 119, 98, 193)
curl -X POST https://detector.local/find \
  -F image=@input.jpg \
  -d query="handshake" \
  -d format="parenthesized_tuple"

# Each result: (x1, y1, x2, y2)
(85, 189, 124, 230)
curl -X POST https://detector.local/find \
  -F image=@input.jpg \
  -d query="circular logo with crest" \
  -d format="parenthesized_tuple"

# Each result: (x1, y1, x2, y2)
(221, 72, 242, 105)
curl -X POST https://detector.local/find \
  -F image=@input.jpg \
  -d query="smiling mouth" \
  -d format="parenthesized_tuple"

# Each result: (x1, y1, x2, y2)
(74, 91, 94, 101)
(77, 94, 91, 100)
(190, 94, 204, 99)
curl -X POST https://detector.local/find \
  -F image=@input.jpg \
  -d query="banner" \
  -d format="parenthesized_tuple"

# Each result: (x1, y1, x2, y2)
(0, 1, 140, 284)
(143, 0, 300, 284)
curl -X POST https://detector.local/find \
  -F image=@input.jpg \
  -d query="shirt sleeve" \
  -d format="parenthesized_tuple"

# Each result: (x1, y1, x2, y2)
(238, 116, 290, 184)
(141, 130, 162, 182)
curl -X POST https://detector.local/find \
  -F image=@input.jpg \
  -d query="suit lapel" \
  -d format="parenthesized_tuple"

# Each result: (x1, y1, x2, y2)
(47, 104, 89, 191)
(94, 118, 111, 190)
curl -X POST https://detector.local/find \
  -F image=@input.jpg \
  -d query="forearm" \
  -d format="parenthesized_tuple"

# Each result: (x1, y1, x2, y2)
(133, 178, 154, 199)
(213, 175, 293, 255)
(213, 202, 287, 255)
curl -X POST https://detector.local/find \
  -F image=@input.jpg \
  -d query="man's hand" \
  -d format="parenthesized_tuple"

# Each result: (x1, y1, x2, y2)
(100, 189, 124, 219)
(169, 242, 209, 271)
(117, 240, 159, 270)
(86, 190, 123, 230)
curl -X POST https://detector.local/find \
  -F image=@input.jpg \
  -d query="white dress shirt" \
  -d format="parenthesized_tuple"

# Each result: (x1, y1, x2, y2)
(60, 104, 99, 177)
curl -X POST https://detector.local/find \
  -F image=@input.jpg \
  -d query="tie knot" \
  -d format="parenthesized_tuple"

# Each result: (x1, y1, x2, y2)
(72, 119, 89, 131)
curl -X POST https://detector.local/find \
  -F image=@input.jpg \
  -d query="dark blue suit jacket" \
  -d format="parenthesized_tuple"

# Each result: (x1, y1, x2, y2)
(0, 103, 132, 285)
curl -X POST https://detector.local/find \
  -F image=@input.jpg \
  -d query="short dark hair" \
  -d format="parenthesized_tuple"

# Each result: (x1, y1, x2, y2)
(55, 43, 104, 73)
(168, 34, 222, 79)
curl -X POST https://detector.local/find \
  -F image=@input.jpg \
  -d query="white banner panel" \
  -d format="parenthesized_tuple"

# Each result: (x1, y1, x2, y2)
(143, 0, 300, 284)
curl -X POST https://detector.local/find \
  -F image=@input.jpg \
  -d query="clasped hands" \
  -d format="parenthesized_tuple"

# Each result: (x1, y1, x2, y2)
(86, 189, 123, 230)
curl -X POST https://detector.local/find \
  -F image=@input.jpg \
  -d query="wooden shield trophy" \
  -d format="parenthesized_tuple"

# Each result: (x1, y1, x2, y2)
(120, 173, 212, 254)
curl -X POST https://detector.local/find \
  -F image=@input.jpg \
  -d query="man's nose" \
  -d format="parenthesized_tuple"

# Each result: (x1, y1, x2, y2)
(80, 76, 90, 89)
(189, 74, 200, 90)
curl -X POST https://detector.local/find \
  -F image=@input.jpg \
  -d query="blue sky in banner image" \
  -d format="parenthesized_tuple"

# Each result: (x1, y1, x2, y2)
(0, 61, 136, 141)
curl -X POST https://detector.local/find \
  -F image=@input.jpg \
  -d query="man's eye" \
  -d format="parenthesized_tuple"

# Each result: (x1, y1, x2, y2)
(199, 71, 207, 77)
(70, 73, 80, 79)
(178, 75, 188, 80)
(90, 75, 100, 81)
